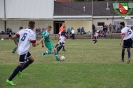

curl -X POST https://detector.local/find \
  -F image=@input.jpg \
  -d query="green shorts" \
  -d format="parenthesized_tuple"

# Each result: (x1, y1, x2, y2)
(45, 42, 54, 51)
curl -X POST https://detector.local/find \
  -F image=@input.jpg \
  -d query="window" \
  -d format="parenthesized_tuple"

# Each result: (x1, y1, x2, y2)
(97, 22, 104, 26)
(114, 21, 121, 25)
(127, 21, 133, 26)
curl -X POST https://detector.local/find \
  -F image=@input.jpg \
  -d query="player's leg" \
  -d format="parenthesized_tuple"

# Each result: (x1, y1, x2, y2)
(20, 52, 34, 72)
(42, 44, 54, 57)
(53, 48, 60, 61)
(127, 48, 131, 64)
(6, 54, 26, 85)
(12, 46, 18, 53)
(121, 40, 126, 62)
(42, 43, 50, 57)
(62, 43, 66, 51)
(94, 36, 98, 44)
(93, 37, 96, 44)
(121, 48, 125, 62)
(57, 42, 63, 53)
(55, 42, 59, 48)
(127, 39, 132, 64)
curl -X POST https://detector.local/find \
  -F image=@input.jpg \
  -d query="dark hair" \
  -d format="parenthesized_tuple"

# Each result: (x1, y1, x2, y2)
(19, 27, 23, 29)
(120, 22, 125, 26)
(131, 26, 133, 29)
(48, 26, 52, 28)
(29, 21, 35, 28)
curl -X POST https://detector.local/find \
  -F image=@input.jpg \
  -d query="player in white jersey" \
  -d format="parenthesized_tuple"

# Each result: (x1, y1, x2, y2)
(92, 31, 99, 44)
(6, 21, 37, 86)
(120, 22, 133, 64)
(55, 27, 67, 52)
(57, 30, 67, 53)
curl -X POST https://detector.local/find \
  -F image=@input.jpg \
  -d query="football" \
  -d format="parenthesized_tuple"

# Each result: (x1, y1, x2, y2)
(60, 56, 65, 61)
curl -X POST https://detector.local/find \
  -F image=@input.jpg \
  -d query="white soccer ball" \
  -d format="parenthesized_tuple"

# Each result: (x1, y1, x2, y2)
(60, 56, 65, 61)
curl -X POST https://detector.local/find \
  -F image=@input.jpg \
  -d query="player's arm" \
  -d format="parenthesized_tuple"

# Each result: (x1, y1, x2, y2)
(30, 40, 37, 47)
(37, 38, 45, 45)
(12, 34, 19, 45)
(41, 40, 44, 48)
(30, 34, 37, 47)
(32, 43, 36, 47)
(120, 32, 125, 45)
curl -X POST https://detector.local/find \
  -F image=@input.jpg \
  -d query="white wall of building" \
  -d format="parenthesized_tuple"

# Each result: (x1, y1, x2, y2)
(0, 0, 4, 18)
(65, 21, 92, 33)
(0, 21, 5, 31)
(5, 0, 54, 18)
(6, 21, 53, 33)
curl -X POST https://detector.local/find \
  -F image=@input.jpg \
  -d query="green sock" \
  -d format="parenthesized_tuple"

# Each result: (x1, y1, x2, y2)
(12, 46, 17, 52)
(43, 51, 48, 55)
(54, 52, 60, 61)
(48, 51, 52, 54)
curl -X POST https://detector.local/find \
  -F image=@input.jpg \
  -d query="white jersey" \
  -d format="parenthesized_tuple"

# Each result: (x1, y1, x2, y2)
(58, 32, 66, 43)
(121, 27, 133, 40)
(94, 32, 98, 37)
(16, 28, 36, 55)
(71, 30, 75, 34)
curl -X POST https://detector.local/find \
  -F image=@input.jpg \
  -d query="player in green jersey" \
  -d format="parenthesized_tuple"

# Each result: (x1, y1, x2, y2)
(37, 26, 60, 61)
(12, 27, 23, 53)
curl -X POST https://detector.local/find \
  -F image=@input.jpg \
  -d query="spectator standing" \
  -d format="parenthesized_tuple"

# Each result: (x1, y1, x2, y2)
(113, 25, 116, 33)
(81, 27, 85, 34)
(77, 27, 81, 34)
(71, 28, 75, 39)
(9, 28, 12, 40)
(67, 27, 71, 38)
(92, 24, 96, 35)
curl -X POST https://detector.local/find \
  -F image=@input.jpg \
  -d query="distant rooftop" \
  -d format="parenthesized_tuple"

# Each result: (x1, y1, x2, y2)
(54, 1, 133, 16)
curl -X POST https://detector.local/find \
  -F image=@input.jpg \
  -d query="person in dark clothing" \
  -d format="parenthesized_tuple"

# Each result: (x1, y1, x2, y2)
(92, 24, 96, 35)
(9, 29, 12, 40)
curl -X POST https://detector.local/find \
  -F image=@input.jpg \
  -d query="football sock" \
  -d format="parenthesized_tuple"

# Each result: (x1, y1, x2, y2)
(20, 60, 34, 72)
(12, 46, 17, 52)
(57, 45, 63, 52)
(54, 51, 60, 61)
(55, 44, 59, 48)
(94, 40, 97, 44)
(8, 65, 22, 81)
(127, 50, 131, 59)
(48, 51, 52, 54)
(122, 49, 125, 60)
(43, 51, 49, 55)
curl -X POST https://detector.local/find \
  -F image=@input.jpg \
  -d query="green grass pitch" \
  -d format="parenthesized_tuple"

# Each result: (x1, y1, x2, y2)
(0, 39, 133, 88)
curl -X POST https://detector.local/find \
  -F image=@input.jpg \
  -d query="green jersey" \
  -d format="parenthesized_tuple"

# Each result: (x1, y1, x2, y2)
(42, 30, 50, 43)
(42, 30, 54, 50)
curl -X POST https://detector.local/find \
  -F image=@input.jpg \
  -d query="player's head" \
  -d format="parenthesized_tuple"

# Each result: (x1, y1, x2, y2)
(28, 21, 35, 30)
(47, 26, 52, 32)
(19, 27, 23, 30)
(120, 22, 125, 28)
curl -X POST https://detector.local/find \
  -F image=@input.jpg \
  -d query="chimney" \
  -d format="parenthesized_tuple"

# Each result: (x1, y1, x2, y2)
(106, 2, 110, 10)
(83, 6, 86, 12)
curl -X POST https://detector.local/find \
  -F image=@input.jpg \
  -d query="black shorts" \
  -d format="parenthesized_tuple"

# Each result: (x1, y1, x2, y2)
(94, 36, 98, 39)
(19, 52, 31, 63)
(60, 42, 65, 46)
(123, 38, 132, 48)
